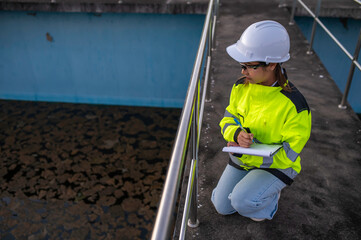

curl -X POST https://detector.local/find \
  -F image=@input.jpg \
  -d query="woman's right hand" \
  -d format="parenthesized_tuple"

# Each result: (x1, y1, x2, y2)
(237, 131, 254, 148)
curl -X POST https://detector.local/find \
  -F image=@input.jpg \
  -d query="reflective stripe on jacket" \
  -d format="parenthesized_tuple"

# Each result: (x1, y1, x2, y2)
(219, 78, 312, 179)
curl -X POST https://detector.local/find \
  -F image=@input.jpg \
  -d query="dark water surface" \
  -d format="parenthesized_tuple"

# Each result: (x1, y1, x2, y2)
(0, 100, 181, 239)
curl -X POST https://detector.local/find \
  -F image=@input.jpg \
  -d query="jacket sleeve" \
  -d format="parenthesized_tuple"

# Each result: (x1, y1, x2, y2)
(273, 108, 312, 172)
(219, 84, 243, 143)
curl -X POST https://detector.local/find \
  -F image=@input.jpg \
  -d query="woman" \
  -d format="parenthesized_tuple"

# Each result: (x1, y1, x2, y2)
(211, 20, 312, 221)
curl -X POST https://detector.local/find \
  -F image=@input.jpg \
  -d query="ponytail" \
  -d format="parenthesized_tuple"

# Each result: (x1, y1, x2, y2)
(275, 64, 292, 92)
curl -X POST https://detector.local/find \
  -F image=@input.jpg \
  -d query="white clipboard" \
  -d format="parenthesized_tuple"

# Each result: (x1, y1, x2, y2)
(222, 143, 283, 157)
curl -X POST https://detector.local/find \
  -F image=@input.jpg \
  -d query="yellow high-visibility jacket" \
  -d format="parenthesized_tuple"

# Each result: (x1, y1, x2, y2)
(220, 78, 312, 184)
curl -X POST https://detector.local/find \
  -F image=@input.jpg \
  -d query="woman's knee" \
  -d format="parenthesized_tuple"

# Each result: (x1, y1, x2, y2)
(230, 190, 266, 214)
(213, 202, 232, 215)
(211, 188, 235, 215)
(230, 197, 261, 214)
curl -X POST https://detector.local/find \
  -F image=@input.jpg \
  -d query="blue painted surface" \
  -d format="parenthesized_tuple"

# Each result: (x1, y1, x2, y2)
(295, 17, 361, 113)
(0, 11, 205, 108)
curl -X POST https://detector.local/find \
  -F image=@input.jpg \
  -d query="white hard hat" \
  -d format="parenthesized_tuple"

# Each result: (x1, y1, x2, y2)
(226, 20, 290, 63)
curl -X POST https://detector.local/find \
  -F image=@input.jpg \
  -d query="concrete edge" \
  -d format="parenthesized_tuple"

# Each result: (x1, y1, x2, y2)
(0, 2, 208, 14)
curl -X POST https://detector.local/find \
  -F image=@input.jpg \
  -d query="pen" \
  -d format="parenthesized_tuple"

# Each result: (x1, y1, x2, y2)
(233, 118, 254, 143)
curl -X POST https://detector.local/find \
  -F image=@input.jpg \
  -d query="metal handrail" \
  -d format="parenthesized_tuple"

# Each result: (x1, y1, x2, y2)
(288, 0, 361, 109)
(151, 0, 218, 239)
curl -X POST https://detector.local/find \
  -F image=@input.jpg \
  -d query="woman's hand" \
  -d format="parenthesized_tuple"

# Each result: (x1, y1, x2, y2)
(237, 131, 254, 148)
(227, 141, 239, 147)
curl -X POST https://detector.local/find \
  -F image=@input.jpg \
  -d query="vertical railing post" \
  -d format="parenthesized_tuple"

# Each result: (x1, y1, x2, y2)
(188, 79, 199, 228)
(307, 0, 321, 54)
(208, 13, 212, 58)
(339, 29, 361, 109)
(211, 0, 218, 52)
(289, 0, 297, 25)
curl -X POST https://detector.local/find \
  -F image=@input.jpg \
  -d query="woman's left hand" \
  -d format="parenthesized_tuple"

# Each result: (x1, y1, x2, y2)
(227, 142, 239, 147)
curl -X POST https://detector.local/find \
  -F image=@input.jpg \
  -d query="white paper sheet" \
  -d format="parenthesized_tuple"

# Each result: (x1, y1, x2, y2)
(222, 143, 283, 157)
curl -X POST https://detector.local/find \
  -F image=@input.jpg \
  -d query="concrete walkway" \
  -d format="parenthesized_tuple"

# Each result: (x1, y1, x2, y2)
(180, 0, 361, 239)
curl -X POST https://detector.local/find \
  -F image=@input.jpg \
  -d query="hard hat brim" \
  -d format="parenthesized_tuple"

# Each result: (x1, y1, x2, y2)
(226, 43, 290, 63)
(226, 43, 252, 63)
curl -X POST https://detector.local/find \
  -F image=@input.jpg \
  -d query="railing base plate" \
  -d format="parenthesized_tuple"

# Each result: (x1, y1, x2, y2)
(338, 104, 347, 109)
(188, 219, 200, 228)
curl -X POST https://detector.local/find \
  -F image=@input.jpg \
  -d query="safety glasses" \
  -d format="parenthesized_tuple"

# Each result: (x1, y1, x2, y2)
(240, 62, 268, 71)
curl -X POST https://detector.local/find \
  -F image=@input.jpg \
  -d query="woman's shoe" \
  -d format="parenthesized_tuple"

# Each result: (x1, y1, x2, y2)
(250, 217, 265, 222)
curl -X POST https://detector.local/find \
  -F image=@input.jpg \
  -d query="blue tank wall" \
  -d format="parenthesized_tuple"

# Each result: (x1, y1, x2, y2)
(295, 17, 361, 113)
(0, 11, 204, 108)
